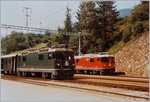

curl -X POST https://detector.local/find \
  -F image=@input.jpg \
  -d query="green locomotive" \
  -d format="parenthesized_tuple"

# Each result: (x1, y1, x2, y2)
(1, 48, 75, 79)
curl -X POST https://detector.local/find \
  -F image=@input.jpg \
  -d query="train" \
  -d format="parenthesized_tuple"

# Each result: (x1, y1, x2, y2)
(1, 47, 75, 80)
(74, 52, 115, 75)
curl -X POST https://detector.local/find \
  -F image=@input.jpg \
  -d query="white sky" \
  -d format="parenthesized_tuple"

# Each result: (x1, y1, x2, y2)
(1, 0, 140, 37)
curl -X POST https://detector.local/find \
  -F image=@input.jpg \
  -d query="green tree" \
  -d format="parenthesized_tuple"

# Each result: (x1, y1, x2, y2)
(130, 1, 149, 35)
(131, 1, 149, 23)
(96, 1, 119, 51)
(62, 7, 72, 45)
(75, 1, 98, 53)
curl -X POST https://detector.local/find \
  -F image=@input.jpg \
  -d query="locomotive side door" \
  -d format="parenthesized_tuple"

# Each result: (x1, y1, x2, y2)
(11, 57, 15, 74)
(1, 58, 4, 73)
(12, 55, 18, 75)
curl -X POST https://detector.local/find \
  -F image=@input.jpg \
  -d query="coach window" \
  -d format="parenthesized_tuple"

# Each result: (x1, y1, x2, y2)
(4, 59, 7, 63)
(9, 59, 11, 63)
(97, 58, 101, 62)
(76, 59, 80, 63)
(101, 57, 108, 62)
(1, 59, 3, 63)
(48, 53, 53, 59)
(18, 56, 21, 61)
(22, 56, 26, 61)
(90, 58, 94, 62)
(39, 54, 44, 60)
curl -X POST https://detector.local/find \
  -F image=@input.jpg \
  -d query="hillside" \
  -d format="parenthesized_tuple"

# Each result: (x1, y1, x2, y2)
(114, 33, 149, 77)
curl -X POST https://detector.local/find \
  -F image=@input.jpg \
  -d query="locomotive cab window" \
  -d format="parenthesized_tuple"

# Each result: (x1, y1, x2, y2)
(22, 56, 26, 61)
(90, 58, 94, 62)
(39, 54, 44, 60)
(101, 57, 108, 62)
(97, 58, 101, 62)
(76, 59, 80, 63)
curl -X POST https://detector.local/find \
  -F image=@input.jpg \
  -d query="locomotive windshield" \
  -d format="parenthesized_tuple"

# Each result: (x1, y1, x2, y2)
(54, 51, 74, 60)
(101, 57, 108, 62)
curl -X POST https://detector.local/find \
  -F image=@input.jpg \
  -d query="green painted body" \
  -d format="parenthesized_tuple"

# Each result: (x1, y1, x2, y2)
(1, 48, 75, 79)
(18, 52, 55, 69)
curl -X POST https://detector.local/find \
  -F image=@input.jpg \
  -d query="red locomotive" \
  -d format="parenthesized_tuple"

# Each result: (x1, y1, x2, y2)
(74, 52, 115, 75)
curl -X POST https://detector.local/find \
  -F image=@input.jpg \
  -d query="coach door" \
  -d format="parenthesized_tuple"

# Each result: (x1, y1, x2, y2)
(1, 59, 4, 72)
(11, 56, 17, 74)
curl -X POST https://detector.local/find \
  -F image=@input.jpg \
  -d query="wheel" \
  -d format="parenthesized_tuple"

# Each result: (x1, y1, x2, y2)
(8, 71, 12, 75)
(4, 71, 7, 75)
(51, 74, 56, 80)
(35, 72, 41, 78)
(22, 72, 27, 77)
(42, 73, 46, 78)
(17, 72, 21, 76)
(93, 71, 97, 75)
(99, 71, 103, 75)
(26, 72, 31, 77)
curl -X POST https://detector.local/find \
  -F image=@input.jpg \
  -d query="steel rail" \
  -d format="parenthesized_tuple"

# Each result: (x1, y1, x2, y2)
(2, 75, 149, 100)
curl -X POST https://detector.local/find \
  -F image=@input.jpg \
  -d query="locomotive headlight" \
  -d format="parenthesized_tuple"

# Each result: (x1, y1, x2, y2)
(72, 63, 75, 66)
(57, 63, 60, 66)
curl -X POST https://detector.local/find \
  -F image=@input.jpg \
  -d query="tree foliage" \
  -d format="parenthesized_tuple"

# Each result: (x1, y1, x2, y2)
(75, 1, 100, 53)
(1, 1, 149, 55)
(96, 1, 119, 51)
(61, 7, 73, 45)
(131, 1, 149, 22)
(75, 1, 119, 52)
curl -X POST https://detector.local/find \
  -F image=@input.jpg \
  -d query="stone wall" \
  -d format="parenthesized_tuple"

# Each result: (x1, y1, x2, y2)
(115, 33, 149, 77)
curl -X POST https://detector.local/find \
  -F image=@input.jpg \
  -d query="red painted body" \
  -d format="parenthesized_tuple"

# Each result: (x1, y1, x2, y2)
(74, 53, 115, 74)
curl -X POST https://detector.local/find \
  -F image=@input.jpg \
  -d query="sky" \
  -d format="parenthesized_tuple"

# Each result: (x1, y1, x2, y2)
(1, 0, 140, 37)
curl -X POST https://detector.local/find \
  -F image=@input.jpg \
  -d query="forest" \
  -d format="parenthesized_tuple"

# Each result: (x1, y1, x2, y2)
(1, 1, 149, 55)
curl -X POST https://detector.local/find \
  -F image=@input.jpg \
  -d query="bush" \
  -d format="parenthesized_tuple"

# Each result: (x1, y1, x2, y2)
(132, 22, 144, 35)
(122, 24, 132, 42)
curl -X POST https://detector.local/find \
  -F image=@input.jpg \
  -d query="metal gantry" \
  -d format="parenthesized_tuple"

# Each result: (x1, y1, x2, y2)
(1, 24, 80, 35)
(1, 24, 82, 55)
(1, 24, 56, 33)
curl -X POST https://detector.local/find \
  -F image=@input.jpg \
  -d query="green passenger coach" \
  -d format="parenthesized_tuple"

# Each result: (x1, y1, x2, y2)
(1, 48, 75, 80)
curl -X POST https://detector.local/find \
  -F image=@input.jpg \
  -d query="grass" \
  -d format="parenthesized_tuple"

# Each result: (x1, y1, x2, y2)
(108, 33, 146, 55)
(33, 43, 47, 48)
(108, 41, 125, 55)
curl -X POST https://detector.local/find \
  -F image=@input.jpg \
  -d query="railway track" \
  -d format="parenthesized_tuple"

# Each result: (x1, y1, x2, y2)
(1, 74, 149, 100)
(75, 74, 149, 83)
(72, 74, 149, 92)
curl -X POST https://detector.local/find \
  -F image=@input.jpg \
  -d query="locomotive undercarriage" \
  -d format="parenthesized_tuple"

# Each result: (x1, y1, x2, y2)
(76, 68, 115, 75)
(15, 68, 74, 80)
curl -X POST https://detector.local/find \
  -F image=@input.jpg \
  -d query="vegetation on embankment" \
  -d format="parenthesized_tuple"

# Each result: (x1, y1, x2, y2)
(115, 32, 149, 77)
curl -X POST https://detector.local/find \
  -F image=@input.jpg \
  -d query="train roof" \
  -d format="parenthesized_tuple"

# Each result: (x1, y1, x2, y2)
(74, 53, 114, 59)
(47, 48, 73, 52)
(1, 54, 17, 58)
(20, 48, 73, 55)
(1, 48, 73, 57)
